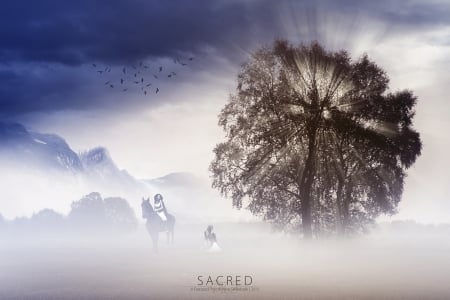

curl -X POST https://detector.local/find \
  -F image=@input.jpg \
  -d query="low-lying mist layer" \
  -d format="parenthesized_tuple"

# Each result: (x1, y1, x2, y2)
(1, 221, 449, 300)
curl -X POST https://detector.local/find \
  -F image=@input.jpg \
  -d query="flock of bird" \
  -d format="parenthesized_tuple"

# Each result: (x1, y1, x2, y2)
(91, 56, 195, 96)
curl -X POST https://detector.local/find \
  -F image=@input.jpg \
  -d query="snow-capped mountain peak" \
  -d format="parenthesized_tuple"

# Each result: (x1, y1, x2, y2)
(0, 122, 83, 172)
(80, 147, 113, 167)
(0, 122, 151, 207)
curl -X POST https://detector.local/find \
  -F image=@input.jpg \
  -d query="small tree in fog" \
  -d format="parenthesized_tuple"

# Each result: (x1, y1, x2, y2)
(210, 40, 421, 238)
(30, 209, 65, 231)
(104, 197, 138, 232)
(68, 192, 137, 233)
(68, 192, 106, 230)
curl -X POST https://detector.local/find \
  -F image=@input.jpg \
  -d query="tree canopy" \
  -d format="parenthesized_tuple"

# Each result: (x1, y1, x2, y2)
(68, 192, 138, 233)
(210, 40, 421, 238)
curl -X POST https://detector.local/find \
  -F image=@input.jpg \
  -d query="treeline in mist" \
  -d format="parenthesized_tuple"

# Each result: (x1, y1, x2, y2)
(0, 192, 138, 238)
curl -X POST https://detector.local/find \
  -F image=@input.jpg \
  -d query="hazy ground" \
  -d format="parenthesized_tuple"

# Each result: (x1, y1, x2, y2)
(1, 222, 450, 300)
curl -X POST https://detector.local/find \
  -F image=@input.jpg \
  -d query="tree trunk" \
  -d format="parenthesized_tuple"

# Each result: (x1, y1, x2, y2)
(298, 127, 317, 239)
(342, 182, 352, 234)
(335, 177, 344, 235)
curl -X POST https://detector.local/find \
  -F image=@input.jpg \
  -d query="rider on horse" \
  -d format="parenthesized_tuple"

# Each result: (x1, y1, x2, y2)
(154, 193, 168, 222)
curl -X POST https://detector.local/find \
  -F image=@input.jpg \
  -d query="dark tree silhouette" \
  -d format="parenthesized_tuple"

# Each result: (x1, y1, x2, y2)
(210, 40, 421, 238)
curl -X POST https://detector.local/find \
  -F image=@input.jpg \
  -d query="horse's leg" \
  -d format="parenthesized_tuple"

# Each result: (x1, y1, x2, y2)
(168, 217, 174, 244)
(166, 231, 170, 244)
(151, 232, 158, 253)
(146, 223, 156, 253)
(170, 221, 174, 244)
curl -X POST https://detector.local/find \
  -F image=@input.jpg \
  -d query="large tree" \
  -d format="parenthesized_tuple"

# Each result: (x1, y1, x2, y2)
(210, 40, 421, 238)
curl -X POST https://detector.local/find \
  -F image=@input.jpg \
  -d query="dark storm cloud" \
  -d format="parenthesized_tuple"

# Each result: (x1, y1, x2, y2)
(2, 0, 447, 66)
(1, 0, 449, 118)
(0, 0, 280, 66)
(0, 66, 100, 116)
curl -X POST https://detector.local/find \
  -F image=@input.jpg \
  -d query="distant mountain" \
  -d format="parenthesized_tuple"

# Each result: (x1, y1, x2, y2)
(81, 147, 127, 180)
(145, 172, 207, 191)
(0, 122, 208, 190)
(0, 122, 147, 193)
(0, 122, 83, 172)
(80, 146, 146, 192)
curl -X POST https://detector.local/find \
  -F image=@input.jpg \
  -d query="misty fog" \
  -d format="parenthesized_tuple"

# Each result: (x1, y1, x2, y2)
(1, 212, 450, 299)
(1, 146, 449, 299)
(0, 159, 253, 223)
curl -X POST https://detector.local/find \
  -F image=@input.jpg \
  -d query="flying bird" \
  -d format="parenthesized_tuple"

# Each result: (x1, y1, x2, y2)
(90, 54, 201, 96)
